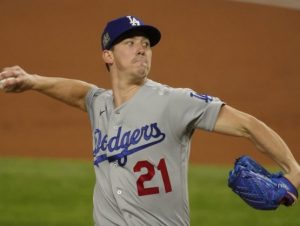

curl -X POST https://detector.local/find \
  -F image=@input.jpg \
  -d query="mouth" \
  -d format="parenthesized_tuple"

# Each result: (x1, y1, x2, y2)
(132, 57, 148, 65)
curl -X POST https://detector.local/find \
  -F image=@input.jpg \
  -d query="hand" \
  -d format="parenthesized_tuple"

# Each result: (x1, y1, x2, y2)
(0, 65, 35, 92)
(228, 155, 298, 210)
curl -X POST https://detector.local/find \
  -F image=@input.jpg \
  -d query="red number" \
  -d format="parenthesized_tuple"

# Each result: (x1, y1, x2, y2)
(157, 158, 172, 193)
(133, 158, 172, 196)
(134, 161, 159, 196)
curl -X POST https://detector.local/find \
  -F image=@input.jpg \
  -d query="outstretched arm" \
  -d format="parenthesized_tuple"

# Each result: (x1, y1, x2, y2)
(214, 105, 300, 188)
(0, 66, 95, 111)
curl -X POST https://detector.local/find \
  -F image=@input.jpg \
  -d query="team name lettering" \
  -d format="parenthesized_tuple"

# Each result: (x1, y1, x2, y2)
(93, 123, 165, 166)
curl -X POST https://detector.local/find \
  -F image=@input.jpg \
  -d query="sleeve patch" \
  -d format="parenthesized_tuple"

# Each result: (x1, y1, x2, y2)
(190, 92, 213, 103)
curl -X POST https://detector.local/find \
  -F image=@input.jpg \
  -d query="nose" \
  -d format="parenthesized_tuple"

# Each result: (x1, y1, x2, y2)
(137, 48, 145, 56)
(136, 43, 146, 55)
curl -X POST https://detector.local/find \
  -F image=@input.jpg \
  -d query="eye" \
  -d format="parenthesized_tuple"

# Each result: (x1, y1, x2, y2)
(143, 41, 150, 48)
(125, 40, 134, 46)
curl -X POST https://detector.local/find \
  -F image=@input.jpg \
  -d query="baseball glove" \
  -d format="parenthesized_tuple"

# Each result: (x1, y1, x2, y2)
(228, 155, 298, 210)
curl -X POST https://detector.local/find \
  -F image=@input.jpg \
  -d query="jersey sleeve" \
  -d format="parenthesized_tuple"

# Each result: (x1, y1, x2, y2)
(168, 88, 224, 135)
(85, 86, 106, 130)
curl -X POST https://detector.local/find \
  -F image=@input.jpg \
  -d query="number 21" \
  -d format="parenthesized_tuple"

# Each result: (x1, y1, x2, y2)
(133, 158, 172, 196)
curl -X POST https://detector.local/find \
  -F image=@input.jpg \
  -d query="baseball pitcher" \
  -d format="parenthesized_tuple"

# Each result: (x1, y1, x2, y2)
(0, 16, 299, 226)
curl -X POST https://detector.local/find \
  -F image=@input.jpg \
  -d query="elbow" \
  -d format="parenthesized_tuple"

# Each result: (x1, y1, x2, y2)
(239, 113, 263, 139)
(214, 105, 268, 141)
(240, 114, 270, 147)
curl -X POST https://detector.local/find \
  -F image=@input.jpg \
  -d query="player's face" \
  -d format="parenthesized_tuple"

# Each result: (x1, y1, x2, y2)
(111, 36, 152, 79)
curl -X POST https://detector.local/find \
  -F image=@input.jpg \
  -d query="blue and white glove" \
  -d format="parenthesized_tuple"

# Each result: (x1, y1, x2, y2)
(228, 155, 298, 210)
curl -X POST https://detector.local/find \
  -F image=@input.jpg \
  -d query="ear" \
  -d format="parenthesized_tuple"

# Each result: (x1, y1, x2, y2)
(102, 50, 114, 64)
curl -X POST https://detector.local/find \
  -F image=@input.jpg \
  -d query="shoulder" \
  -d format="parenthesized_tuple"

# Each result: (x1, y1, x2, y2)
(144, 79, 191, 96)
(85, 86, 112, 109)
(143, 80, 212, 106)
(87, 86, 112, 99)
(144, 80, 221, 101)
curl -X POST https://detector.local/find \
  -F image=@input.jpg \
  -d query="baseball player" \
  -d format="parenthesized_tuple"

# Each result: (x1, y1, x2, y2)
(0, 15, 299, 226)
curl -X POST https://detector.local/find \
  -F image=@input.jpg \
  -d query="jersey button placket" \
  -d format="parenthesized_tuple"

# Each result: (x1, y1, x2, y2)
(110, 111, 125, 206)
(113, 111, 122, 130)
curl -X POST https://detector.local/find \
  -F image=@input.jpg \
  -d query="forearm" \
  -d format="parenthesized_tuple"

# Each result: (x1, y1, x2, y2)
(32, 75, 94, 111)
(0, 66, 95, 111)
(214, 105, 300, 187)
(246, 117, 300, 175)
(241, 115, 300, 188)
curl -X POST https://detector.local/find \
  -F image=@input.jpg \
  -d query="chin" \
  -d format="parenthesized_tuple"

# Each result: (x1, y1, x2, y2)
(136, 67, 149, 77)
(131, 71, 148, 84)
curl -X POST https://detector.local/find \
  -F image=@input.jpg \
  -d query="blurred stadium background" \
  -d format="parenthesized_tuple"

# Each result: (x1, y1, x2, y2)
(1, 1, 300, 225)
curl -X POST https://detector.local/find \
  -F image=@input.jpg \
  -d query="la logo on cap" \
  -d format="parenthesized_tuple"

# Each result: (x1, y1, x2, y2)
(126, 16, 140, 26)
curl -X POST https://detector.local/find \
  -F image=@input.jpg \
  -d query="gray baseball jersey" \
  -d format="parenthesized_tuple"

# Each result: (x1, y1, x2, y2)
(86, 79, 224, 226)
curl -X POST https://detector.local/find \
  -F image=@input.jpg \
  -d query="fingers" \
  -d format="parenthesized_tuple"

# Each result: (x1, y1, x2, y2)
(281, 191, 298, 207)
(0, 66, 29, 92)
(287, 191, 298, 203)
(0, 80, 15, 92)
(0, 65, 23, 80)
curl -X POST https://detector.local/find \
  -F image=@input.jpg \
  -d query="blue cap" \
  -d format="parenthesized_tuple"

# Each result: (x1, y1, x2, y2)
(101, 16, 161, 50)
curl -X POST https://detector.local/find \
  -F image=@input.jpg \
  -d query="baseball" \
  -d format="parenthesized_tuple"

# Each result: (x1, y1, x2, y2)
(0, 77, 16, 90)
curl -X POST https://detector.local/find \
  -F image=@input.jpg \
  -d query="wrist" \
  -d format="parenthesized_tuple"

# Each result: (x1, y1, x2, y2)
(31, 74, 49, 91)
(284, 166, 300, 189)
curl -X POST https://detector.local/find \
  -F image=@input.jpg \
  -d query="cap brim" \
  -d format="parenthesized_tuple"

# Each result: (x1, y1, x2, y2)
(109, 25, 161, 49)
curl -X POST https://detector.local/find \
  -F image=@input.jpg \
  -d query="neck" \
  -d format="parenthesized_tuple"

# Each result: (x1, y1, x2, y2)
(110, 71, 146, 108)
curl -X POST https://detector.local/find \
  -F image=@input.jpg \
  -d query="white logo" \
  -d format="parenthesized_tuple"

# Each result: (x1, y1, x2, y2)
(102, 32, 110, 48)
(126, 16, 140, 26)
